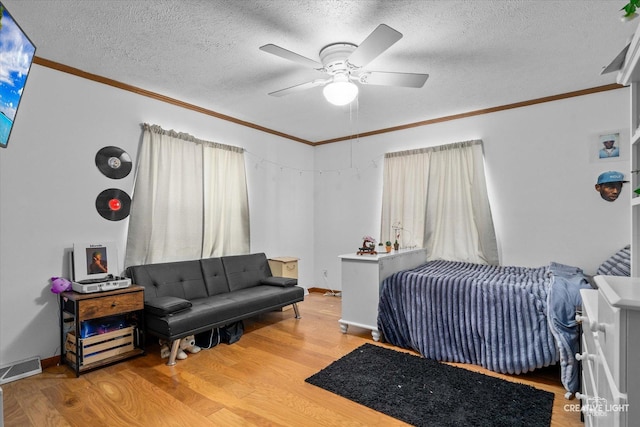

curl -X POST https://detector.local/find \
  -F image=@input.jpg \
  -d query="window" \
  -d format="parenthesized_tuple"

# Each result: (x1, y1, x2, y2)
(380, 140, 498, 264)
(124, 124, 249, 266)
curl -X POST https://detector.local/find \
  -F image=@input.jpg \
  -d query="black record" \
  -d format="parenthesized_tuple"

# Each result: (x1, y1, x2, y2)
(95, 146, 132, 179)
(95, 189, 131, 221)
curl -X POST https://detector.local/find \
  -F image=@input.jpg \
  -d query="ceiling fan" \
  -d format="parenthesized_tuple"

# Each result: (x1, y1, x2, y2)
(259, 24, 429, 106)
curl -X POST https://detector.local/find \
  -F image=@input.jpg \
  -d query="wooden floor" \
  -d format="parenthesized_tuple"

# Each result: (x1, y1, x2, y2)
(3, 292, 583, 426)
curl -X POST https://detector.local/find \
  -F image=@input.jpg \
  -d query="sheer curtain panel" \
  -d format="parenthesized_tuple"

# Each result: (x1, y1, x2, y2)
(202, 142, 250, 257)
(380, 140, 498, 265)
(125, 124, 249, 267)
(380, 149, 431, 249)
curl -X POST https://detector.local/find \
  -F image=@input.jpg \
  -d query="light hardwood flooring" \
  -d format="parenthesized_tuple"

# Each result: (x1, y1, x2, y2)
(3, 292, 583, 426)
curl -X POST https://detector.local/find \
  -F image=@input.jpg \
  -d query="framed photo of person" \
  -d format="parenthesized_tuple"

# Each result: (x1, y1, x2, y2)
(590, 130, 627, 163)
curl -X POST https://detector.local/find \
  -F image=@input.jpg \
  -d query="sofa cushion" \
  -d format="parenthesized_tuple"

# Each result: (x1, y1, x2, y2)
(145, 298, 240, 339)
(225, 285, 304, 310)
(144, 285, 304, 340)
(222, 253, 272, 292)
(200, 257, 231, 296)
(145, 296, 192, 316)
(127, 260, 208, 301)
(260, 277, 298, 287)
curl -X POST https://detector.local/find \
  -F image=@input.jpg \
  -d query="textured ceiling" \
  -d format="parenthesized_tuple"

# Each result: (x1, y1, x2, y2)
(2, 0, 636, 143)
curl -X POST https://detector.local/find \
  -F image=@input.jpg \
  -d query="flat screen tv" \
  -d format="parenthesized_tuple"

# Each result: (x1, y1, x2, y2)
(0, 2, 36, 148)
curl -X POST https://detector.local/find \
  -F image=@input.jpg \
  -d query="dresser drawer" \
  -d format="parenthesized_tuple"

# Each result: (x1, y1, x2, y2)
(594, 350, 628, 427)
(579, 337, 627, 426)
(78, 291, 144, 321)
(580, 372, 597, 427)
(596, 291, 626, 391)
(579, 289, 599, 354)
(580, 335, 598, 396)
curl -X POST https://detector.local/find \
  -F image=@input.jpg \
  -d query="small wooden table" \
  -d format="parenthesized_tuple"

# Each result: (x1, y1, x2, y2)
(59, 285, 145, 376)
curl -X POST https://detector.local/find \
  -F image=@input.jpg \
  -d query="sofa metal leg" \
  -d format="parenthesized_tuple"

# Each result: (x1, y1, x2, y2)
(292, 303, 301, 319)
(167, 339, 180, 366)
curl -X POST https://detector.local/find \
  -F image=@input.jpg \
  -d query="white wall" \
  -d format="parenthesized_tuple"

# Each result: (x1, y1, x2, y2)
(0, 63, 630, 365)
(0, 65, 315, 365)
(314, 89, 630, 290)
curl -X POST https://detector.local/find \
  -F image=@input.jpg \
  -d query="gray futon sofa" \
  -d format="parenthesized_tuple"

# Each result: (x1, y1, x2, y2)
(126, 252, 304, 365)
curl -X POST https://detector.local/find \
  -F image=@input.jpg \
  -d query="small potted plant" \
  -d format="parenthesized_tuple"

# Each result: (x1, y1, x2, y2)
(385, 241, 392, 252)
(392, 222, 402, 251)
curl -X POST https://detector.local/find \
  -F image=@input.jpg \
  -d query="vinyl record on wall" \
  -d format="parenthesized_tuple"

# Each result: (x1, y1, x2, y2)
(95, 188, 131, 221)
(95, 146, 132, 179)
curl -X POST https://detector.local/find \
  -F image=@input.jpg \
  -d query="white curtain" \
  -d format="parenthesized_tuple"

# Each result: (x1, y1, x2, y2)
(124, 124, 249, 267)
(380, 140, 498, 265)
(202, 143, 250, 257)
(380, 149, 431, 249)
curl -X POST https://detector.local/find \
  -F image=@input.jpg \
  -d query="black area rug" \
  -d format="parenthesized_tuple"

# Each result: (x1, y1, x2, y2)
(305, 343, 554, 427)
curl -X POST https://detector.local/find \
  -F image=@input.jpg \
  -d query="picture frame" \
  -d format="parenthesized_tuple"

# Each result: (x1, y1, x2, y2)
(589, 130, 627, 163)
(71, 241, 118, 282)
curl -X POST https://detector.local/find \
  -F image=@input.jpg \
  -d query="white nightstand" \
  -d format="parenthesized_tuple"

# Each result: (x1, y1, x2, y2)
(338, 248, 428, 341)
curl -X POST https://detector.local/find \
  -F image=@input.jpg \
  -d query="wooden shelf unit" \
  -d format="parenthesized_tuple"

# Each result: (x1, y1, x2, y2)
(59, 285, 145, 376)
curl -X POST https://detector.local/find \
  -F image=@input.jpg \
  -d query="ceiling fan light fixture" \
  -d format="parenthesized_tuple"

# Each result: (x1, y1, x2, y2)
(323, 80, 359, 106)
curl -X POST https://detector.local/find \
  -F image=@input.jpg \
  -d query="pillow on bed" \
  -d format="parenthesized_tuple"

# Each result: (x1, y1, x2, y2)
(596, 245, 630, 277)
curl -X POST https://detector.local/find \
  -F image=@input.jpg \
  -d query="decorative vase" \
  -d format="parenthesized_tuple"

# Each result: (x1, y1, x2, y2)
(393, 242, 399, 251)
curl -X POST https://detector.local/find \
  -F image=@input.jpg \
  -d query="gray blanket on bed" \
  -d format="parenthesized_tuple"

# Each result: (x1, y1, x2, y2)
(546, 262, 592, 394)
(377, 260, 590, 393)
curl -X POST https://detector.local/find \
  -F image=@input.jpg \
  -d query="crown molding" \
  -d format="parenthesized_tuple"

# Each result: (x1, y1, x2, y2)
(33, 56, 623, 147)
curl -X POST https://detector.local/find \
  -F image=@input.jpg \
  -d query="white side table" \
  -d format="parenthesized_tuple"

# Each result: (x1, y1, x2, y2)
(338, 248, 428, 341)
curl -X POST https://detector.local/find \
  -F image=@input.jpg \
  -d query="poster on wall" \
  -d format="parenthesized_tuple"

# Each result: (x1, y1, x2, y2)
(71, 242, 118, 282)
(589, 130, 627, 163)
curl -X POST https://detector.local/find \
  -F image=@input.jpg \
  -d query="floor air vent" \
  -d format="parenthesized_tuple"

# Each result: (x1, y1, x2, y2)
(0, 357, 41, 384)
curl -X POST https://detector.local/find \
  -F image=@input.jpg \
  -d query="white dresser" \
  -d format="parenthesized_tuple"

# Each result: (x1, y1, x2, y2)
(577, 276, 640, 426)
(338, 248, 428, 341)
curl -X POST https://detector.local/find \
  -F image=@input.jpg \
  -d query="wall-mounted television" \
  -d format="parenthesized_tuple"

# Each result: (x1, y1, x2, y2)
(0, 2, 36, 148)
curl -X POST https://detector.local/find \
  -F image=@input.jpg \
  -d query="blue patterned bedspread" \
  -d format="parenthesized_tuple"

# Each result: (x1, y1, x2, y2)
(377, 260, 590, 393)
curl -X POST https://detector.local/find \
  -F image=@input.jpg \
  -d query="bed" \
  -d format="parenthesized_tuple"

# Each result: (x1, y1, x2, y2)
(377, 259, 592, 394)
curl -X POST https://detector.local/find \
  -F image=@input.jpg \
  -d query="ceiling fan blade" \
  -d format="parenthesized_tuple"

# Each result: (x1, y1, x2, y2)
(259, 44, 323, 69)
(347, 24, 403, 68)
(268, 79, 329, 97)
(357, 71, 429, 88)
